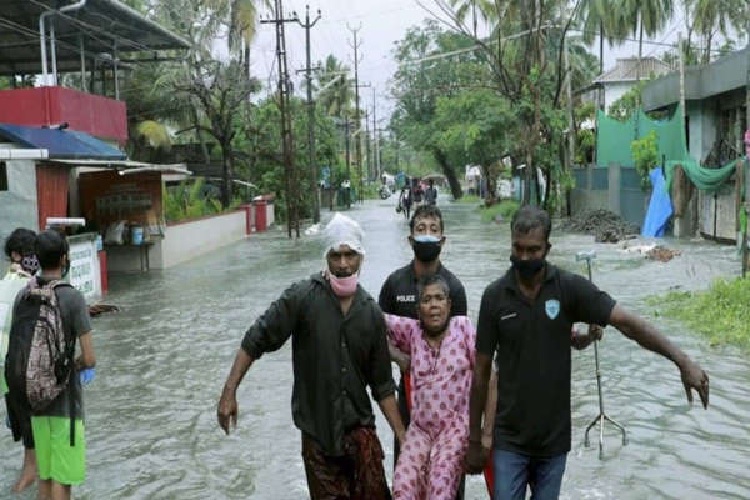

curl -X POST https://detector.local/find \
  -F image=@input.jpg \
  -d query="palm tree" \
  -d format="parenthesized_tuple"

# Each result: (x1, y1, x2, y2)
(617, 0, 674, 83)
(691, 0, 748, 64)
(315, 55, 353, 118)
(575, 0, 630, 110)
(205, 0, 271, 79)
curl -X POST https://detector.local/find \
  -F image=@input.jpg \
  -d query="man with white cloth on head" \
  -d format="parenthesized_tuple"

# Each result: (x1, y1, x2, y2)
(218, 213, 406, 500)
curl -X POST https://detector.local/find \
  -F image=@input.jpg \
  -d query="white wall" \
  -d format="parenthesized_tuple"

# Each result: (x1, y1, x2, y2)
(156, 209, 246, 268)
(266, 203, 275, 227)
(686, 100, 719, 163)
(603, 82, 634, 113)
(103, 205, 277, 273)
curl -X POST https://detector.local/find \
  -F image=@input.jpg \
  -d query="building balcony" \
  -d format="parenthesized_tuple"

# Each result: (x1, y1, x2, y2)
(0, 86, 127, 145)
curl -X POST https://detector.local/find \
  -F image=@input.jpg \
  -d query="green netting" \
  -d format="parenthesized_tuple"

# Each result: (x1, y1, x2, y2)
(596, 106, 747, 193)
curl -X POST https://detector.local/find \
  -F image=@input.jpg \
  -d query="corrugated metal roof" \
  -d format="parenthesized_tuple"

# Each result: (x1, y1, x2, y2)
(0, 123, 126, 160)
(0, 0, 189, 75)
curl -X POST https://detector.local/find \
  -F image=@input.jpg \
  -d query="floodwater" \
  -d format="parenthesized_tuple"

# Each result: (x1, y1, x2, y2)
(2, 195, 749, 499)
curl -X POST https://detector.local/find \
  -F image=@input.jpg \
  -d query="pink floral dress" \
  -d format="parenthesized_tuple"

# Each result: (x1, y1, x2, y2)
(384, 314, 476, 500)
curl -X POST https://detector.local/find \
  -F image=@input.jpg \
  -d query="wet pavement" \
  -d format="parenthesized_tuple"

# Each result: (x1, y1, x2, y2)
(2, 195, 749, 499)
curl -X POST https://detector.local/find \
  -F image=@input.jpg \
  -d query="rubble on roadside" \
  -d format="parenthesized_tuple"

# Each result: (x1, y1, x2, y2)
(557, 209, 640, 243)
(620, 240, 682, 262)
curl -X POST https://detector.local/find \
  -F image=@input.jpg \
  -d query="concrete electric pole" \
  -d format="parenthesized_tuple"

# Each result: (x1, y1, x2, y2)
(347, 23, 364, 202)
(261, 0, 300, 238)
(294, 5, 321, 223)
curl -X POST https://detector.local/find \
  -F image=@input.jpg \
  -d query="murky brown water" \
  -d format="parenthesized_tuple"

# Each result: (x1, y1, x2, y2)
(2, 196, 748, 499)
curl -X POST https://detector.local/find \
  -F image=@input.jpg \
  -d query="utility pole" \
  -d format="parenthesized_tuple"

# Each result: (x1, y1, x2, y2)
(354, 82, 371, 201)
(372, 86, 379, 180)
(348, 23, 364, 202)
(344, 117, 351, 209)
(294, 5, 321, 223)
(261, 0, 300, 238)
(364, 110, 371, 183)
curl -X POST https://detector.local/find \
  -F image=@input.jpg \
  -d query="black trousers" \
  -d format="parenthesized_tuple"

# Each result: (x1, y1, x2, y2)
(394, 372, 465, 499)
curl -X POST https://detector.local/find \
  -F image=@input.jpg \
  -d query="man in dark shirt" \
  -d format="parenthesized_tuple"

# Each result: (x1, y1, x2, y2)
(378, 204, 468, 499)
(424, 180, 438, 206)
(465, 205, 710, 499)
(217, 213, 405, 500)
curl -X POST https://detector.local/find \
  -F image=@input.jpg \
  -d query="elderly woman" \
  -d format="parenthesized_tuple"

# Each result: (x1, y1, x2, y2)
(384, 274, 497, 500)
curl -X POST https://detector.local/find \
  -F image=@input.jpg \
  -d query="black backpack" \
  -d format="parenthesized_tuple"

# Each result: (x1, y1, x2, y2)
(4, 278, 78, 445)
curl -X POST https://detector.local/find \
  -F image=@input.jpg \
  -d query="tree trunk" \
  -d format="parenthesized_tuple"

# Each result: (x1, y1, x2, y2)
(434, 149, 462, 199)
(244, 40, 251, 83)
(221, 144, 233, 208)
(481, 165, 497, 206)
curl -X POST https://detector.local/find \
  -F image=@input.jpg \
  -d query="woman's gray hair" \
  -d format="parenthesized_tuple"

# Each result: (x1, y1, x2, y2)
(416, 274, 450, 302)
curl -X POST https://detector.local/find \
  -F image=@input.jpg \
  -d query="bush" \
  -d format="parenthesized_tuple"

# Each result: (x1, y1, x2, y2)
(646, 278, 750, 347)
(163, 177, 241, 223)
(479, 200, 520, 222)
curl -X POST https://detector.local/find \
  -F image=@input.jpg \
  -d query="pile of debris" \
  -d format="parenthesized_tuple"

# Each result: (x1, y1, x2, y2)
(621, 241, 682, 262)
(558, 209, 640, 243)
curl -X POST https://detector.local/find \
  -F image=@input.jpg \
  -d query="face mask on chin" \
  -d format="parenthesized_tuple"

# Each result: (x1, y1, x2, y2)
(412, 235, 442, 263)
(510, 254, 546, 281)
(325, 269, 358, 297)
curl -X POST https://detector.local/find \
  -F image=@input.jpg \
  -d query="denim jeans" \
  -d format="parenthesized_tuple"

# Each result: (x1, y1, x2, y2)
(493, 448, 567, 500)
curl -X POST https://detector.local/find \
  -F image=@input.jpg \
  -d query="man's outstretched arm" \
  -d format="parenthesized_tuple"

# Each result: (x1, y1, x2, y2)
(609, 304, 709, 408)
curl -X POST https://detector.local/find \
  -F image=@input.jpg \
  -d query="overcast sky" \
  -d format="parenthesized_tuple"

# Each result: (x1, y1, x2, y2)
(239, 0, 745, 125)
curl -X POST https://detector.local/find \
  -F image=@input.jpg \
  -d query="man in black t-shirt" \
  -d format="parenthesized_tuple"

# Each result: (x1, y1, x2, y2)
(465, 205, 710, 500)
(378, 204, 468, 499)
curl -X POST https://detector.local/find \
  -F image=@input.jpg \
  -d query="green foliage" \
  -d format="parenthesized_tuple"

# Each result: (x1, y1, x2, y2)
(455, 194, 482, 204)
(233, 95, 340, 223)
(646, 278, 750, 347)
(608, 82, 644, 121)
(163, 177, 240, 223)
(479, 200, 520, 222)
(631, 130, 659, 190)
(575, 102, 596, 165)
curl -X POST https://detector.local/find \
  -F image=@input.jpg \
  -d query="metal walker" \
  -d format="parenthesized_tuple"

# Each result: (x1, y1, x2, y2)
(576, 251, 627, 459)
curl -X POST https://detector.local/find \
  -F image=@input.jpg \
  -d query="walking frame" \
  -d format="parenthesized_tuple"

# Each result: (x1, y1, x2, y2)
(575, 251, 627, 459)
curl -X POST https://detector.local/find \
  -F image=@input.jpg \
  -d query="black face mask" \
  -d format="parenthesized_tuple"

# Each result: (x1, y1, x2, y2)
(510, 255, 546, 281)
(412, 236, 442, 263)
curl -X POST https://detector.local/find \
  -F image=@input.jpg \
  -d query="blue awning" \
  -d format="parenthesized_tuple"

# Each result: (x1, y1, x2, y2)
(0, 123, 126, 160)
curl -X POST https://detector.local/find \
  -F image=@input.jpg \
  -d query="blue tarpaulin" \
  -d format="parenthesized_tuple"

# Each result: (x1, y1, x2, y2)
(641, 167, 673, 237)
(0, 123, 126, 160)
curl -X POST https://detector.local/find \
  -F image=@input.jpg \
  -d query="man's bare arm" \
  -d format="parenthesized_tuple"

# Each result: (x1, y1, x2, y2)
(609, 305, 688, 367)
(377, 394, 406, 443)
(481, 367, 498, 447)
(221, 349, 254, 395)
(609, 304, 709, 408)
(469, 353, 493, 443)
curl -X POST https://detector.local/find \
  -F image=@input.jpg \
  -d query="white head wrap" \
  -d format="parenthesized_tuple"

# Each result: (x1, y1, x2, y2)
(323, 213, 365, 256)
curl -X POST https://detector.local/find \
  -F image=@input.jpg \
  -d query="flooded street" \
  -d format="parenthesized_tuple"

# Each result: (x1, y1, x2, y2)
(2, 196, 750, 499)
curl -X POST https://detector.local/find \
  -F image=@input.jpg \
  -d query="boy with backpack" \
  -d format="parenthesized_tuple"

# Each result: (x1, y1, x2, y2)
(2, 227, 39, 492)
(5, 230, 96, 500)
